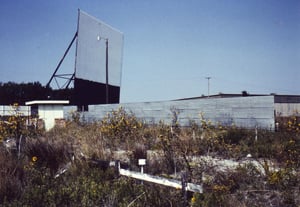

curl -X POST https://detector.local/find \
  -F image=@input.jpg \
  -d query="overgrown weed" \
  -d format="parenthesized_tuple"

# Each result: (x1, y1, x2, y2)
(0, 108, 299, 206)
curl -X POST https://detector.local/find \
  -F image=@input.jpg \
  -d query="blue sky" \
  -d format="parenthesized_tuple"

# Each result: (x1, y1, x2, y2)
(0, 0, 299, 102)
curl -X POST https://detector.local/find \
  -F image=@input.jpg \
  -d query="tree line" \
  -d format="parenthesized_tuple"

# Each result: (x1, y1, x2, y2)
(0, 81, 74, 105)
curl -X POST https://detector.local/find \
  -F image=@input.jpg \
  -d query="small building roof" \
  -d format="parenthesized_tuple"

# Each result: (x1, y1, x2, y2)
(25, 100, 69, 106)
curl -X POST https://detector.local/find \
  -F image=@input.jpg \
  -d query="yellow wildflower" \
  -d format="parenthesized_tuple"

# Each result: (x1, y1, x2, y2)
(32, 156, 38, 162)
(191, 196, 196, 203)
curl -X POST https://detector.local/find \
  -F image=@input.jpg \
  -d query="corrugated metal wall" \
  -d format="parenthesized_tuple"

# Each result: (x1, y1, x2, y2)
(64, 96, 275, 129)
(275, 103, 300, 117)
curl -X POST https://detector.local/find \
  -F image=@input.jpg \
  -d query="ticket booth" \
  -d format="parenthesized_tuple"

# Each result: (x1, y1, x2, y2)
(25, 100, 69, 131)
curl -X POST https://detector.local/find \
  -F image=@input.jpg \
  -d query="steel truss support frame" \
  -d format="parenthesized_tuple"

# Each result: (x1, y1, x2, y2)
(46, 32, 77, 89)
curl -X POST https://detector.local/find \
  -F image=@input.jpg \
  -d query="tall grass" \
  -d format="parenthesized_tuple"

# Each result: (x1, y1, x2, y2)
(0, 108, 299, 206)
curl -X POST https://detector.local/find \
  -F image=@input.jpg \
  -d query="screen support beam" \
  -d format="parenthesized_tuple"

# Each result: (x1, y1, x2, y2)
(46, 32, 78, 88)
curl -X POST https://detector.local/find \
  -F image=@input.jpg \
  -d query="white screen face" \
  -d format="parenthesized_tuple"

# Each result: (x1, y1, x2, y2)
(75, 10, 123, 87)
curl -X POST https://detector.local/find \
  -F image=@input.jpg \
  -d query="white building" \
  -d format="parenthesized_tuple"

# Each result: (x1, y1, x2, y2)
(25, 100, 69, 131)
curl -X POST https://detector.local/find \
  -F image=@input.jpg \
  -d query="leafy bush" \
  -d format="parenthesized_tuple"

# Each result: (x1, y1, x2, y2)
(0, 103, 27, 142)
(99, 107, 144, 150)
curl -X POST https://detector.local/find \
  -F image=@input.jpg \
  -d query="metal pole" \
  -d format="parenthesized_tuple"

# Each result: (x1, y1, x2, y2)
(205, 77, 211, 98)
(181, 172, 188, 207)
(105, 39, 109, 104)
(141, 165, 144, 185)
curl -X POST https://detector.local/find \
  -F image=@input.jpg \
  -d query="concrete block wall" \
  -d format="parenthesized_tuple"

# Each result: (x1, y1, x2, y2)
(64, 96, 275, 129)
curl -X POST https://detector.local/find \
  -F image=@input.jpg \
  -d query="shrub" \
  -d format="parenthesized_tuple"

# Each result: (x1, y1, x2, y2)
(99, 107, 144, 150)
(0, 103, 28, 142)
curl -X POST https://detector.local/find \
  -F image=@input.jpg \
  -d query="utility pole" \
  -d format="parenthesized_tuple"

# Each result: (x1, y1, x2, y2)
(105, 39, 109, 104)
(97, 35, 109, 104)
(205, 77, 211, 98)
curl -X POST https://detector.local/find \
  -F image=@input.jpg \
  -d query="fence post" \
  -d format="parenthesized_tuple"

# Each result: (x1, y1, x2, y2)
(181, 172, 188, 207)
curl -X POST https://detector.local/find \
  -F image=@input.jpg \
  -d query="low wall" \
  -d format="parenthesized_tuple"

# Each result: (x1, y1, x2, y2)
(64, 96, 275, 129)
(0, 105, 31, 116)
